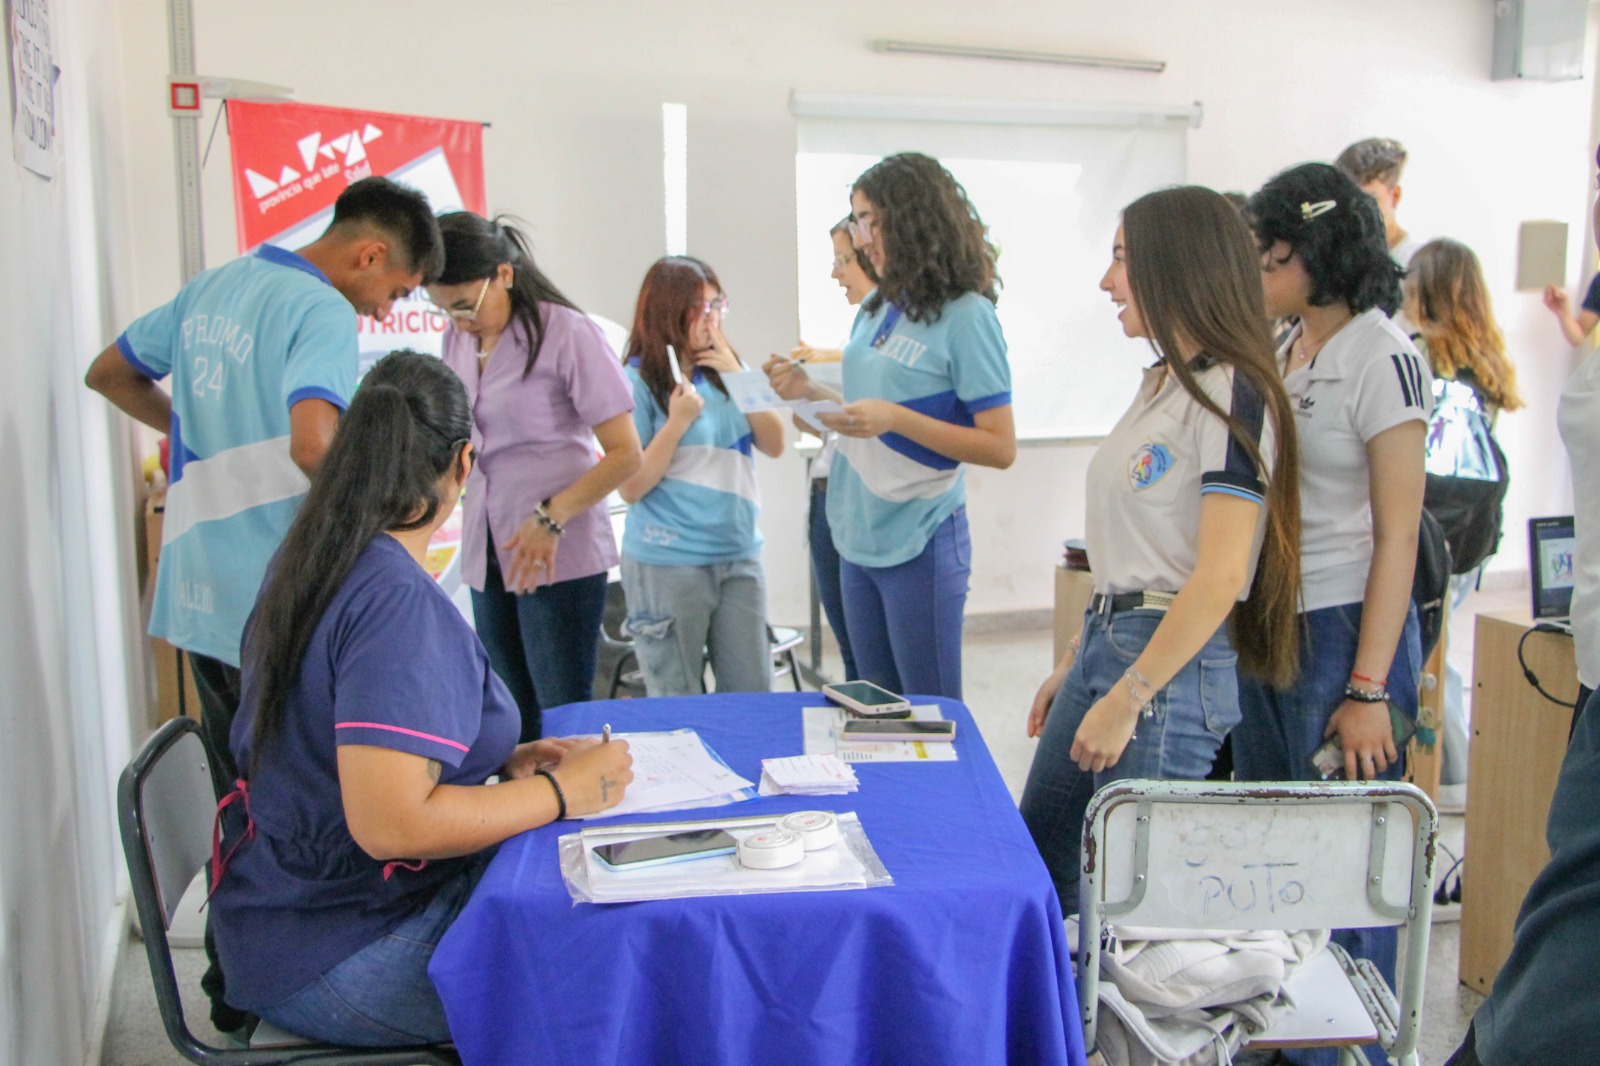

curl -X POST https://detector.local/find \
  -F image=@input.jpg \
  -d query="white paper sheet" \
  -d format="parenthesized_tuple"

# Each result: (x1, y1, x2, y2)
(721, 370, 844, 431)
(801, 706, 960, 763)
(576, 730, 756, 819)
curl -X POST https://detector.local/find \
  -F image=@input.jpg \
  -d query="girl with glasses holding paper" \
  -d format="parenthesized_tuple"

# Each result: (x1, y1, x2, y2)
(763, 153, 1016, 700)
(617, 256, 785, 696)
(426, 213, 641, 743)
(1018, 186, 1302, 912)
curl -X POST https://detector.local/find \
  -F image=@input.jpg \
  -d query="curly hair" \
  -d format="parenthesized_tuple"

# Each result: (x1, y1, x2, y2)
(1246, 163, 1401, 315)
(852, 153, 999, 323)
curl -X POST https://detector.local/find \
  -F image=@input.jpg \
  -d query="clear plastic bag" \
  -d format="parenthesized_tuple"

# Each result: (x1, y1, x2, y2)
(558, 811, 893, 905)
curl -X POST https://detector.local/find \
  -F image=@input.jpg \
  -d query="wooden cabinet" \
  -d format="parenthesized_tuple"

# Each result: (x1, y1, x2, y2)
(1459, 610, 1577, 992)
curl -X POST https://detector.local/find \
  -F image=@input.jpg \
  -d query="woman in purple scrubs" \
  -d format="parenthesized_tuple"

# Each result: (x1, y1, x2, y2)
(428, 213, 641, 741)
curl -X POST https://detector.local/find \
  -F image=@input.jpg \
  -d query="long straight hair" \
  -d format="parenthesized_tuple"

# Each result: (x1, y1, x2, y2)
(623, 256, 732, 415)
(1407, 238, 1523, 412)
(435, 212, 581, 378)
(1123, 186, 1303, 686)
(245, 351, 471, 765)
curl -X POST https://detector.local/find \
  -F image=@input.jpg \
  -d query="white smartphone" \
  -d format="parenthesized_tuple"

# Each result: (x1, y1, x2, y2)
(822, 680, 912, 719)
(841, 719, 956, 743)
(591, 829, 737, 870)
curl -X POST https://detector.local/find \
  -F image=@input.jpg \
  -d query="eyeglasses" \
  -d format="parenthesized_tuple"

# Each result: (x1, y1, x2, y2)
(703, 294, 730, 318)
(437, 277, 492, 321)
(831, 254, 855, 271)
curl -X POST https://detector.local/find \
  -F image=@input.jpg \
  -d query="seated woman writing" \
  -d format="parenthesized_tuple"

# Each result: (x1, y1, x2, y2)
(209, 351, 633, 1047)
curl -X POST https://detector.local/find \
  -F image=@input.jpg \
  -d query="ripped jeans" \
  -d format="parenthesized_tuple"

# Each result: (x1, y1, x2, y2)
(619, 555, 774, 697)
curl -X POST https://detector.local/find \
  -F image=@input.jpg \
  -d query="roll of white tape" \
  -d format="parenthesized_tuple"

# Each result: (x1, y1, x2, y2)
(778, 810, 840, 851)
(737, 829, 805, 870)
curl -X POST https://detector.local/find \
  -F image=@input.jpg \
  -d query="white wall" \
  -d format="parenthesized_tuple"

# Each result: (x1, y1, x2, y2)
(0, 1, 145, 1063)
(109, 0, 1596, 627)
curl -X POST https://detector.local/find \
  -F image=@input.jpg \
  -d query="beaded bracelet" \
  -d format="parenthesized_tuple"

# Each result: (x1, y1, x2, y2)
(535, 769, 568, 820)
(534, 501, 565, 537)
(1343, 683, 1389, 704)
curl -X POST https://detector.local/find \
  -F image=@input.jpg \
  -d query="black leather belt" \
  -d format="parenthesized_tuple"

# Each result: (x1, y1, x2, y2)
(1089, 590, 1176, 617)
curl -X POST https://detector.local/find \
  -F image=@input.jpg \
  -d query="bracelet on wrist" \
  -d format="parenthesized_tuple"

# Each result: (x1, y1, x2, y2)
(535, 769, 567, 819)
(1343, 683, 1389, 704)
(534, 500, 565, 537)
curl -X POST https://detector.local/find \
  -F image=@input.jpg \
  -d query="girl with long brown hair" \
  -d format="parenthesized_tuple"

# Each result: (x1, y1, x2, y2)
(616, 256, 785, 695)
(1018, 185, 1302, 911)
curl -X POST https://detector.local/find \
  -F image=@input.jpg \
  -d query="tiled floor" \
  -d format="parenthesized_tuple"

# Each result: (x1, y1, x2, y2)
(104, 589, 1523, 1064)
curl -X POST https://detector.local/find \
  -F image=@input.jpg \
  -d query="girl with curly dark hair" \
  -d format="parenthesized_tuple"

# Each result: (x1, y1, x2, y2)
(1237, 163, 1432, 1066)
(765, 153, 1016, 698)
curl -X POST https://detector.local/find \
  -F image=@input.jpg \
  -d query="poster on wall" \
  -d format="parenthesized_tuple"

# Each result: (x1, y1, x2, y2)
(6, 0, 58, 178)
(225, 99, 487, 363)
(227, 99, 487, 613)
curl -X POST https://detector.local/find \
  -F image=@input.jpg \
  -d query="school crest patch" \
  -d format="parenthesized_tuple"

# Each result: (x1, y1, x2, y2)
(1129, 441, 1174, 491)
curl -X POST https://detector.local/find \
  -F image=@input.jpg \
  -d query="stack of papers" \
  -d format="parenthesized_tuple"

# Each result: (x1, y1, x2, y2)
(577, 730, 756, 819)
(758, 753, 860, 796)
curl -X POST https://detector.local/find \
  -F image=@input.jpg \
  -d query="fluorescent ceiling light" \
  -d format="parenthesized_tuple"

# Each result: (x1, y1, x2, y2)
(873, 39, 1165, 75)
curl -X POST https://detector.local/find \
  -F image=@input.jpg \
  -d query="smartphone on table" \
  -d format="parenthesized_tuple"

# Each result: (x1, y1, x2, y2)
(822, 680, 912, 719)
(1310, 701, 1418, 780)
(841, 719, 956, 743)
(591, 829, 738, 870)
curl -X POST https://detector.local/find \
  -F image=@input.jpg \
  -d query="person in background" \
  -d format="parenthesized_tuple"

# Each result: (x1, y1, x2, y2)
(787, 215, 879, 682)
(84, 175, 442, 1038)
(1019, 186, 1301, 910)
(427, 213, 641, 742)
(764, 152, 1016, 700)
(210, 352, 632, 1047)
(1238, 163, 1432, 1066)
(1558, 143, 1600, 724)
(1403, 237, 1524, 802)
(1336, 137, 1424, 268)
(617, 257, 785, 696)
(1542, 272, 1600, 347)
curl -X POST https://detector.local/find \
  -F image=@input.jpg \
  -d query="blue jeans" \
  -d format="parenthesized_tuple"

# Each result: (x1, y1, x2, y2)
(1234, 601, 1422, 1066)
(620, 555, 774, 697)
(809, 481, 858, 681)
(1019, 607, 1240, 913)
(260, 855, 490, 1047)
(839, 507, 969, 699)
(473, 540, 607, 743)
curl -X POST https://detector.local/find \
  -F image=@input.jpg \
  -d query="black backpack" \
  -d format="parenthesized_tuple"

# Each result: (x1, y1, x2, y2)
(1413, 507, 1451, 661)
(1423, 378, 1509, 576)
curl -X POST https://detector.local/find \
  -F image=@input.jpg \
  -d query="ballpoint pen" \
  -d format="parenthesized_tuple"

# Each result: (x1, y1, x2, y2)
(603, 723, 611, 743)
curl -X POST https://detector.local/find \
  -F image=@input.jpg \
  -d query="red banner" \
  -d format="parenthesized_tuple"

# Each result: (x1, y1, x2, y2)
(225, 99, 486, 254)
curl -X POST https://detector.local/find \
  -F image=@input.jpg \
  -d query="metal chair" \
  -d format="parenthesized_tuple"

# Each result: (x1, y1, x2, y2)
(1078, 779, 1438, 1066)
(117, 716, 459, 1064)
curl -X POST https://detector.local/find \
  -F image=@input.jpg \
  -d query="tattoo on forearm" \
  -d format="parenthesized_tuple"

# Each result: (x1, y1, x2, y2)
(599, 774, 615, 803)
(427, 759, 442, 783)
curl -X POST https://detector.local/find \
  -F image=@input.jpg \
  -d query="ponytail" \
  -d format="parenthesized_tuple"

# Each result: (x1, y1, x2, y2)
(247, 352, 471, 764)
(436, 211, 581, 379)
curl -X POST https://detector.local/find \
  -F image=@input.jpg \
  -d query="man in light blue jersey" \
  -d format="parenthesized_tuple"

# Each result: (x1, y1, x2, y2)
(86, 176, 441, 1034)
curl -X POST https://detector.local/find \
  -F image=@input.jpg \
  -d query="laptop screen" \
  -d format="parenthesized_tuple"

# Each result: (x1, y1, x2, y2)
(1529, 516, 1576, 621)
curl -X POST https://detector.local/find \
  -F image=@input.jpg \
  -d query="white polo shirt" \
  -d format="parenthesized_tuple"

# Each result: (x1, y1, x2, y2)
(1085, 359, 1275, 597)
(1281, 308, 1432, 612)
(1558, 350, 1600, 687)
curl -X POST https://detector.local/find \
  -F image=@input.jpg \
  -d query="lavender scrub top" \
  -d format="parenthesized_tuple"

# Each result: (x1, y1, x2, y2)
(442, 305, 635, 589)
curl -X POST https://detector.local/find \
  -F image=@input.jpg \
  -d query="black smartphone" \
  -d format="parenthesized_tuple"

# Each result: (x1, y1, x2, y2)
(591, 829, 738, 870)
(840, 719, 957, 742)
(1310, 701, 1418, 780)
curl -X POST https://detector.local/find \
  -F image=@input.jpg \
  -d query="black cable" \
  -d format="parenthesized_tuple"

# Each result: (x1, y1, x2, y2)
(1518, 625, 1582, 707)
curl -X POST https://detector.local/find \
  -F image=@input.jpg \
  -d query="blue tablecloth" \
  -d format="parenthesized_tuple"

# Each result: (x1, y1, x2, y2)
(430, 693, 1086, 1066)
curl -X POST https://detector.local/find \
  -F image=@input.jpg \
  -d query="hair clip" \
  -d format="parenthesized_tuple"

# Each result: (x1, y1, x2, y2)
(1301, 200, 1337, 221)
